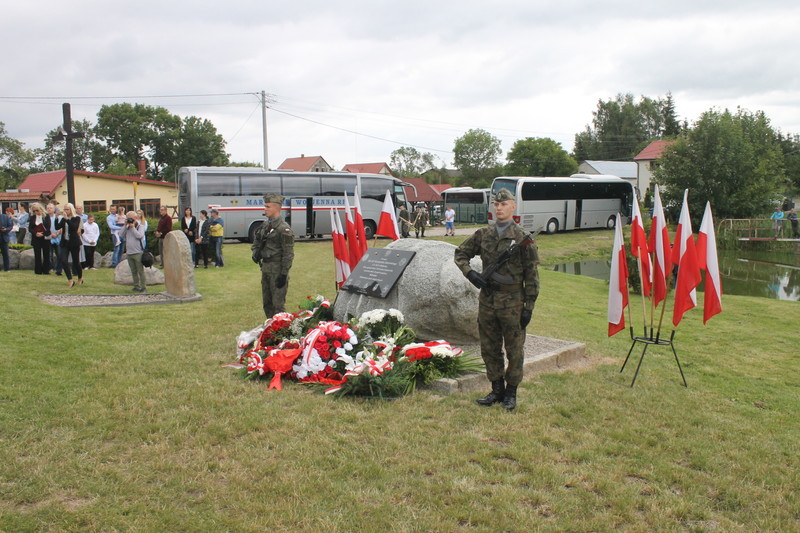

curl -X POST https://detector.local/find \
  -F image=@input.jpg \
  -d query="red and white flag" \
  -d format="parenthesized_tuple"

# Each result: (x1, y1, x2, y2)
(671, 189, 701, 327)
(648, 185, 671, 307)
(696, 201, 722, 324)
(343, 193, 362, 269)
(630, 195, 651, 297)
(329, 208, 351, 288)
(608, 213, 629, 337)
(353, 186, 369, 255)
(375, 189, 400, 241)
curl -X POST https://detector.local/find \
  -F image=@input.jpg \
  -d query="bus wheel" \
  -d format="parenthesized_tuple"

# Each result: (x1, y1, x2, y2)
(248, 221, 263, 243)
(363, 220, 377, 240)
(546, 218, 559, 234)
(606, 216, 616, 229)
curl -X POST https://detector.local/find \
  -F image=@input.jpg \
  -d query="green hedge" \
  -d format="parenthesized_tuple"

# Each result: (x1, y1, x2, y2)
(90, 213, 174, 256)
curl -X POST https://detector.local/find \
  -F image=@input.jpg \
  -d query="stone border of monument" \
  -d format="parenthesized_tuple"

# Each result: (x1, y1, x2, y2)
(425, 334, 587, 395)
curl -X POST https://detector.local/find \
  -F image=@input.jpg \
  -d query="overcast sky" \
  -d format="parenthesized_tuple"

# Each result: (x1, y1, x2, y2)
(2, 0, 798, 171)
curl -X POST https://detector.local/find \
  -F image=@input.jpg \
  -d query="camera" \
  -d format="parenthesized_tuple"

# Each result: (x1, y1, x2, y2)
(126, 218, 135, 224)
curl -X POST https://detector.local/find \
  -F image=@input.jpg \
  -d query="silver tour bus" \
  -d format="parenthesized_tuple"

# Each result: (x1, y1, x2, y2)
(441, 187, 490, 224)
(178, 167, 412, 241)
(490, 174, 634, 234)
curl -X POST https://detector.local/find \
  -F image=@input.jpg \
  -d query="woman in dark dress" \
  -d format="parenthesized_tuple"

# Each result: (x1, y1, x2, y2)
(56, 203, 84, 287)
(194, 209, 211, 268)
(28, 202, 50, 274)
(181, 207, 198, 265)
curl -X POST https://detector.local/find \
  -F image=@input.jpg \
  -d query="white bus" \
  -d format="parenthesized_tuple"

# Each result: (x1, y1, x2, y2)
(178, 167, 412, 241)
(490, 174, 634, 234)
(441, 187, 490, 224)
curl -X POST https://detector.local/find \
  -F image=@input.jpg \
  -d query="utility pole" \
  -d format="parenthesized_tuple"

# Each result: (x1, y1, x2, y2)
(261, 90, 269, 170)
(52, 103, 84, 206)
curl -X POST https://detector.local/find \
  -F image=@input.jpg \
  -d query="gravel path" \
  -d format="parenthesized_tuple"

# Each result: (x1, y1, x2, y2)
(39, 293, 201, 307)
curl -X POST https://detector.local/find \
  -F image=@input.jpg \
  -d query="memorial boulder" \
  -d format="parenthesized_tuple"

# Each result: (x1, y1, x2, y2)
(162, 231, 199, 299)
(334, 239, 482, 344)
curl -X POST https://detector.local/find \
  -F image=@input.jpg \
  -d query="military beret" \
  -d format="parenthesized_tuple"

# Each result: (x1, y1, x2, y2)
(494, 188, 516, 202)
(264, 193, 285, 205)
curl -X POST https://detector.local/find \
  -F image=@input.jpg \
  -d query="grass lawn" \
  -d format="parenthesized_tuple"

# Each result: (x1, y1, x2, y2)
(1, 230, 797, 532)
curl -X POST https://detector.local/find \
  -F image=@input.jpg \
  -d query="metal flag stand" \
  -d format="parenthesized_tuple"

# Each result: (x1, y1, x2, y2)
(619, 326, 687, 388)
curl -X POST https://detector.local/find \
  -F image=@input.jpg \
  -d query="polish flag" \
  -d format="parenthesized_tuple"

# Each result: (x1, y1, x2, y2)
(353, 186, 369, 255)
(329, 208, 350, 288)
(696, 201, 722, 324)
(343, 193, 362, 269)
(608, 213, 629, 337)
(375, 189, 400, 241)
(630, 195, 651, 297)
(648, 185, 671, 307)
(671, 189, 701, 327)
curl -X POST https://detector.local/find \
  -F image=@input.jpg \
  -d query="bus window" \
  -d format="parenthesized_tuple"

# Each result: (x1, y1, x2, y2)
(321, 177, 354, 196)
(394, 184, 409, 210)
(492, 178, 517, 198)
(282, 175, 321, 197)
(198, 174, 239, 196)
(241, 175, 280, 196)
(360, 177, 391, 201)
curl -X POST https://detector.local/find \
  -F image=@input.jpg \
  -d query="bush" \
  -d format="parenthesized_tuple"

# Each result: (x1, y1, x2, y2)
(9, 243, 32, 251)
(90, 212, 171, 257)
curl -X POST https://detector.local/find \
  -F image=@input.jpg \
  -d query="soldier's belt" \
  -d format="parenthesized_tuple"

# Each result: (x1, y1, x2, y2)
(491, 282, 522, 291)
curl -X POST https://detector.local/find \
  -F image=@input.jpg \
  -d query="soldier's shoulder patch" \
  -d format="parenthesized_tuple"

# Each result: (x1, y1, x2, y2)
(283, 227, 292, 233)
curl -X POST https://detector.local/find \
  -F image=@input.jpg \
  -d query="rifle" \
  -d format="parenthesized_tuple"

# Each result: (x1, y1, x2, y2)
(479, 231, 537, 294)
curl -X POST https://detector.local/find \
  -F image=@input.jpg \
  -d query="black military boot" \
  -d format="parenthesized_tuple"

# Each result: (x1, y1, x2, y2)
(502, 385, 517, 411)
(476, 379, 505, 406)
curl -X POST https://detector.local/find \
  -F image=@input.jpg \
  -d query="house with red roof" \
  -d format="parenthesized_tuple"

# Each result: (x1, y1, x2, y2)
(276, 155, 332, 172)
(429, 183, 451, 196)
(6, 169, 177, 216)
(402, 178, 443, 204)
(341, 162, 393, 176)
(634, 140, 675, 197)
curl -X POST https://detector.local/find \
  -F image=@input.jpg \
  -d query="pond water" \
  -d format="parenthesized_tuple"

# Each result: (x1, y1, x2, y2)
(551, 249, 800, 302)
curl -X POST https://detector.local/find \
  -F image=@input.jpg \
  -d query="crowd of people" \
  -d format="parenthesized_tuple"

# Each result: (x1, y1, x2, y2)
(1, 202, 227, 281)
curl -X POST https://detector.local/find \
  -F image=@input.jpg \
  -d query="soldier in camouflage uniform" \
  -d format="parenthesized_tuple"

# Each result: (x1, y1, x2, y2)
(413, 204, 429, 238)
(251, 193, 295, 318)
(454, 188, 539, 410)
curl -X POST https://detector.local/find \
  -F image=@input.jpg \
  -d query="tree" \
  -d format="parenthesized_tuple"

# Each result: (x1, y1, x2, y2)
(0, 121, 36, 190)
(94, 103, 229, 181)
(452, 128, 502, 188)
(36, 119, 111, 172)
(573, 93, 681, 162)
(164, 116, 230, 180)
(505, 137, 578, 176)
(654, 108, 786, 222)
(778, 132, 800, 193)
(389, 146, 436, 178)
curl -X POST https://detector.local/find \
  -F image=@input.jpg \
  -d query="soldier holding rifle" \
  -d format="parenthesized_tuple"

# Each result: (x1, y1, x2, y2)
(454, 188, 539, 411)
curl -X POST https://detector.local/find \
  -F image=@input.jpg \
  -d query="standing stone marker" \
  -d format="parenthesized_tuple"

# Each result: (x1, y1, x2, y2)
(334, 239, 482, 344)
(163, 231, 200, 299)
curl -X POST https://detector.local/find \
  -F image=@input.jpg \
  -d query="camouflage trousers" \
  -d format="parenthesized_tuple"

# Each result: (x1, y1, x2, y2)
(261, 261, 288, 318)
(477, 290, 526, 386)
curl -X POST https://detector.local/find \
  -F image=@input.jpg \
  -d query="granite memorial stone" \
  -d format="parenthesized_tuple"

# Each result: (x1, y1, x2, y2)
(334, 239, 482, 344)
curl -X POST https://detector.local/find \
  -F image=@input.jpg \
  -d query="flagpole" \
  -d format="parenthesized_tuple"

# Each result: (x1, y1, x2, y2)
(648, 251, 656, 339)
(654, 274, 672, 342)
(635, 256, 650, 336)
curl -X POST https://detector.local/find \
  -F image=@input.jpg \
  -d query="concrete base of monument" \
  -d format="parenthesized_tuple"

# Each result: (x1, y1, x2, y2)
(425, 334, 587, 395)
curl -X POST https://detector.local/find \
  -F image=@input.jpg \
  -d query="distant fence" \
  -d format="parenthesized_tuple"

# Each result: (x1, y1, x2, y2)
(718, 218, 797, 241)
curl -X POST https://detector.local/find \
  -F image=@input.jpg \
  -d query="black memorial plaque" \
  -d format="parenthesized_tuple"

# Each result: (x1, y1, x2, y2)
(341, 249, 416, 298)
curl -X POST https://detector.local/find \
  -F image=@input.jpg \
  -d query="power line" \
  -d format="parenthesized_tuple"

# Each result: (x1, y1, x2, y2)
(0, 92, 254, 100)
(269, 105, 453, 155)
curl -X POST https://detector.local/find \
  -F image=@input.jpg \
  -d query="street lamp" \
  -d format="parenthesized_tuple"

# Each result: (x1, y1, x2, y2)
(51, 103, 85, 205)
